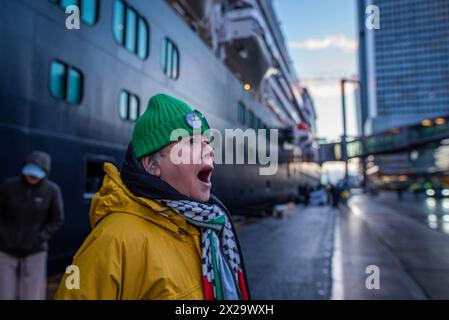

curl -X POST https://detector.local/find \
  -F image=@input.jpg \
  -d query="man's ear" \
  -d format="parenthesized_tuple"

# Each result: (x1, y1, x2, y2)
(141, 157, 161, 177)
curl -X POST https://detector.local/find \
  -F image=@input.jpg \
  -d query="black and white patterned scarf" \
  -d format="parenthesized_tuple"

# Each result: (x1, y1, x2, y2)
(158, 199, 248, 300)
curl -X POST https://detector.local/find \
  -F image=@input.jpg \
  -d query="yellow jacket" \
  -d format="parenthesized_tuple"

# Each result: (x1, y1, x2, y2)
(54, 163, 204, 300)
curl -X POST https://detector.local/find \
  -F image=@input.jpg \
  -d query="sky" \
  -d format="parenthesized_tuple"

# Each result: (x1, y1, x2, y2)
(273, 0, 359, 141)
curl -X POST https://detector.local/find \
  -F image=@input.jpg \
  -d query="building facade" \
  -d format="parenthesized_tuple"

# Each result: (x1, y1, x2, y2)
(358, 0, 449, 134)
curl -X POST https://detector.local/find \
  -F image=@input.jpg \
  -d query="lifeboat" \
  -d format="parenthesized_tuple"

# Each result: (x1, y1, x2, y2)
(221, 5, 273, 90)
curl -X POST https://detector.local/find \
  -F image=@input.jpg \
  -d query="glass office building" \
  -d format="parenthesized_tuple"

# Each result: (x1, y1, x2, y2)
(358, 0, 449, 134)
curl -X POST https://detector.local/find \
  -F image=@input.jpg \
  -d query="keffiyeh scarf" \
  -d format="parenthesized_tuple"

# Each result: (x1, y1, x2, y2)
(159, 199, 249, 300)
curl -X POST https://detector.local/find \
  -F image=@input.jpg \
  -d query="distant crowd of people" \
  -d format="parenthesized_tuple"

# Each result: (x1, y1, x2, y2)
(298, 180, 351, 208)
(396, 178, 448, 200)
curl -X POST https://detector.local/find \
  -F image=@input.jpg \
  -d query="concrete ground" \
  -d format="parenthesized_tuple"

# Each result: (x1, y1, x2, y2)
(237, 191, 449, 299)
(237, 205, 336, 299)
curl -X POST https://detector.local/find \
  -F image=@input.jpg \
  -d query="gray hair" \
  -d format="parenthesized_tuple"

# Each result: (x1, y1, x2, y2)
(146, 150, 162, 166)
(141, 150, 163, 175)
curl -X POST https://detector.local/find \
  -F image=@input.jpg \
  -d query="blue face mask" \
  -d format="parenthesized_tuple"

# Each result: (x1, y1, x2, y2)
(22, 164, 46, 180)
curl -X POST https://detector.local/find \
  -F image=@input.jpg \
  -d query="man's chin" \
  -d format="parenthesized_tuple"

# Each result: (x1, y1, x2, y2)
(191, 190, 211, 202)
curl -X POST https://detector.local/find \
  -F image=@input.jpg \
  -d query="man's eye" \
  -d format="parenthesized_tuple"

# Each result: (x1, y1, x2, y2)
(189, 138, 195, 145)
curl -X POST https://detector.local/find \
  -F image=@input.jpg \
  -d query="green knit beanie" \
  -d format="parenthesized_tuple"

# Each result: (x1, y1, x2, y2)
(132, 93, 210, 159)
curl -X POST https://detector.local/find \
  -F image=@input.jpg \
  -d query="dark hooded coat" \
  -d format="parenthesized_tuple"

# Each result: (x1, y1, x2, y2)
(0, 151, 64, 256)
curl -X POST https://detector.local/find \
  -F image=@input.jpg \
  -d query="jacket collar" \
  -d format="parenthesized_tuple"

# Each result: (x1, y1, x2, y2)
(91, 163, 200, 237)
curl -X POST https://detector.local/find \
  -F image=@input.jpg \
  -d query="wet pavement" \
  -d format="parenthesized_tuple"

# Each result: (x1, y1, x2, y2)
(345, 192, 449, 299)
(335, 195, 426, 299)
(370, 191, 449, 236)
(237, 191, 449, 300)
(237, 205, 336, 299)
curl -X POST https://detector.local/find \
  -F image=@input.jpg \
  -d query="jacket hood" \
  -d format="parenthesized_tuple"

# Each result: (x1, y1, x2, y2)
(26, 151, 51, 175)
(89, 163, 198, 236)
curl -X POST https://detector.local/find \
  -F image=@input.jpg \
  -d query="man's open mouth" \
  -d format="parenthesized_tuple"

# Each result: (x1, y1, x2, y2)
(197, 165, 213, 185)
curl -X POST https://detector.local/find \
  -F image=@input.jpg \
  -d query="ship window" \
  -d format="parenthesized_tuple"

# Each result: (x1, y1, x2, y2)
(248, 110, 255, 129)
(80, 0, 98, 25)
(60, 0, 77, 9)
(173, 44, 180, 79)
(118, 91, 128, 120)
(50, 61, 66, 99)
(129, 95, 139, 121)
(125, 7, 137, 53)
(113, 0, 149, 60)
(237, 101, 246, 125)
(67, 67, 83, 104)
(113, 0, 125, 43)
(118, 90, 140, 122)
(137, 18, 149, 59)
(83, 155, 116, 200)
(49, 60, 83, 104)
(171, 47, 179, 79)
(162, 38, 180, 80)
(52, 0, 99, 25)
(166, 41, 172, 76)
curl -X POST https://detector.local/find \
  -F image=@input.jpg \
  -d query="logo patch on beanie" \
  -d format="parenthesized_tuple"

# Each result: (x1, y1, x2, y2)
(185, 113, 202, 129)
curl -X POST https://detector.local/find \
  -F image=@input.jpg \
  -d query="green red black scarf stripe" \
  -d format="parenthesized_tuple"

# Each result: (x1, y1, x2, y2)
(160, 199, 249, 300)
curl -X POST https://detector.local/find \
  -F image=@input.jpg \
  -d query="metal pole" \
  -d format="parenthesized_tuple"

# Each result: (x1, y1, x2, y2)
(341, 78, 367, 188)
(358, 81, 367, 190)
(341, 80, 348, 181)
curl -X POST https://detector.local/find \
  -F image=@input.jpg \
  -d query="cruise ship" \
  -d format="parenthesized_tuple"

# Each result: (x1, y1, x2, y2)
(0, 0, 320, 273)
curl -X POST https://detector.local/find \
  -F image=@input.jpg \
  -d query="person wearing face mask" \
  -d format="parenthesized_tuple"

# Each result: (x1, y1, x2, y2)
(0, 151, 64, 300)
(54, 93, 250, 300)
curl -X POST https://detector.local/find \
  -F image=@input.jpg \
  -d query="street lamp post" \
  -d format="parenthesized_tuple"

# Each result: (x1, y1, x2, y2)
(340, 78, 366, 187)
